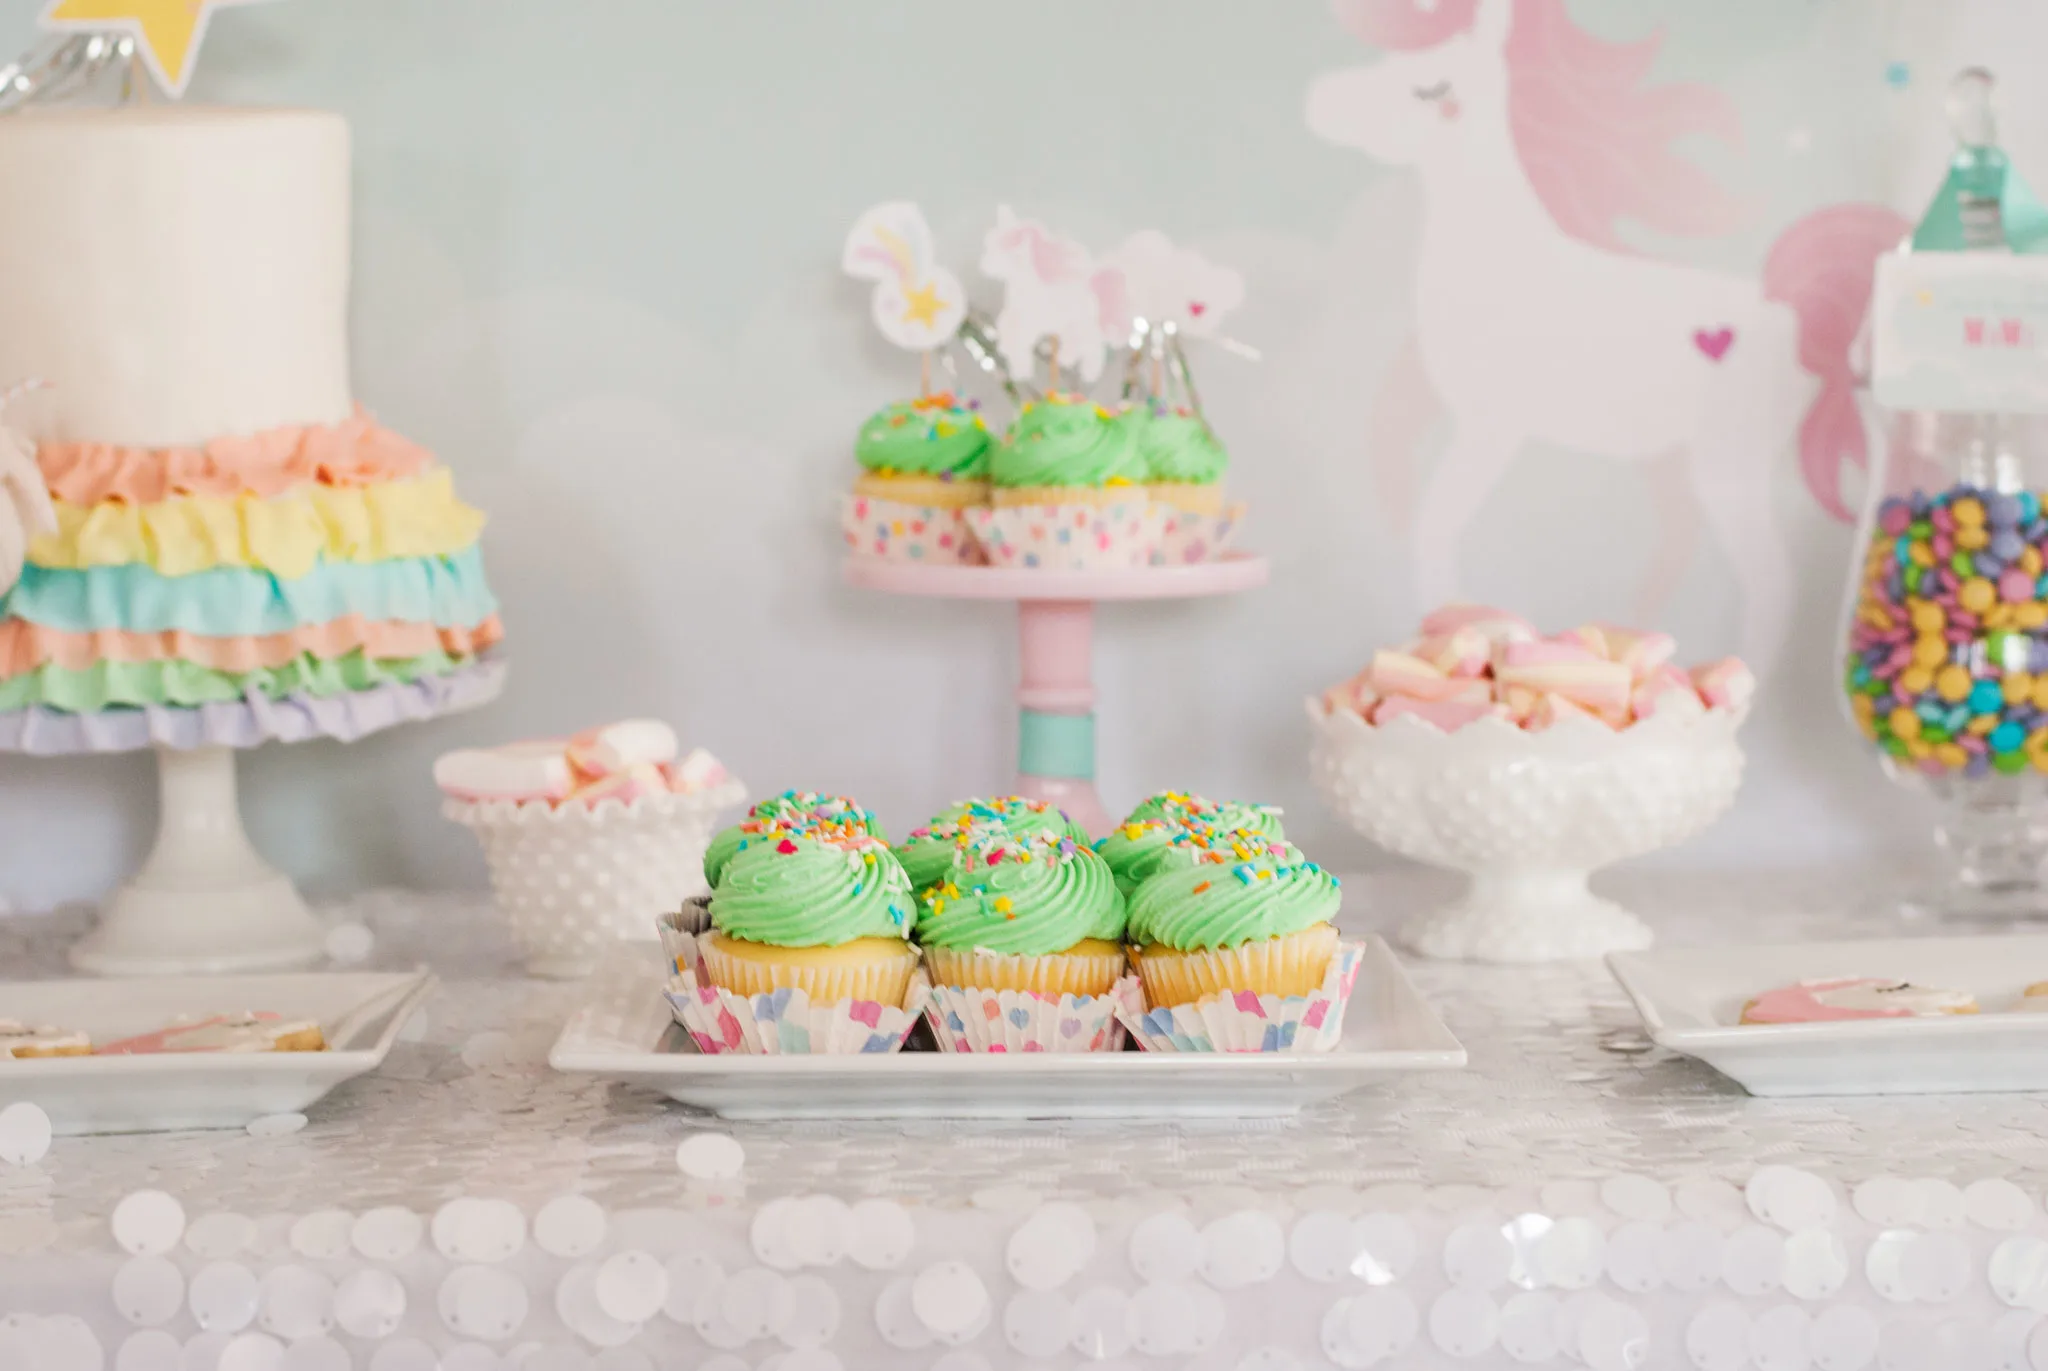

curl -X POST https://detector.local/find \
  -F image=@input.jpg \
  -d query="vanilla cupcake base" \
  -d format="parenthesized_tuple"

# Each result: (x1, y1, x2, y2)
(1153, 500, 1248, 566)
(925, 977, 1133, 1054)
(1130, 923, 1341, 1009)
(841, 491, 984, 565)
(666, 963, 930, 1055)
(1116, 942, 1365, 1053)
(699, 931, 919, 1006)
(966, 500, 1164, 570)
(922, 939, 1126, 998)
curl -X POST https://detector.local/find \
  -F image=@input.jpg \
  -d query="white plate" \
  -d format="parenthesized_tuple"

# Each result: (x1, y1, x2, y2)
(1608, 935, 2048, 1097)
(548, 937, 1465, 1120)
(0, 969, 435, 1134)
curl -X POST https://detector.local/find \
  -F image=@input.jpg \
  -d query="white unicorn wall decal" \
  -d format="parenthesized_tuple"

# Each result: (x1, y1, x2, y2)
(1306, 0, 1907, 673)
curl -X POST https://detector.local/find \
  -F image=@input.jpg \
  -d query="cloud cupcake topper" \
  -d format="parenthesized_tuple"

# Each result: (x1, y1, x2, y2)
(842, 201, 969, 353)
(1098, 230, 1246, 340)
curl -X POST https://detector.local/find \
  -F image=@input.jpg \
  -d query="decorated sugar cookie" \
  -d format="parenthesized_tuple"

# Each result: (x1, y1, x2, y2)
(0, 1018, 90, 1059)
(97, 1011, 325, 1055)
(1739, 978, 1977, 1025)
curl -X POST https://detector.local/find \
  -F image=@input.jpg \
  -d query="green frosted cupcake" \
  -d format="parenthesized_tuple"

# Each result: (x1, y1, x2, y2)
(895, 796, 1092, 893)
(1123, 791, 1284, 842)
(703, 791, 887, 890)
(1125, 838, 1340, 1008)
(701, 827, 917, 1003)
(990, 395, 1145, 504)
(852, 393, 992, 510)
(918, 830, 1127, 997)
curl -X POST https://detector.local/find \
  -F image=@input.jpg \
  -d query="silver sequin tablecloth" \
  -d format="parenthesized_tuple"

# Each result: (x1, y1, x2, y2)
(1, 870, 2045, 1371)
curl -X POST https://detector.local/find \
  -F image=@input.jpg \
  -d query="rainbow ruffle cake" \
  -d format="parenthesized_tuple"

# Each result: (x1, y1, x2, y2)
(0, 107, 501, 753)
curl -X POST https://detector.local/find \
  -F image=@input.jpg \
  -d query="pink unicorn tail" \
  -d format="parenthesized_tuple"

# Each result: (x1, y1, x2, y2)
(1761, 204, 1910, 522)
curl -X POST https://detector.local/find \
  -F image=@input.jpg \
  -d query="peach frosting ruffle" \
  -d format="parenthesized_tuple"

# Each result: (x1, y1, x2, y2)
(36, 408, 436, 505)
(0, 614, 504, 679)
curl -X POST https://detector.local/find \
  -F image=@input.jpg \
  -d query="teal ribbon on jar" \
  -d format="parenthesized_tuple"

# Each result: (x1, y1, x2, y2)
(1911, 69, 2048, 254)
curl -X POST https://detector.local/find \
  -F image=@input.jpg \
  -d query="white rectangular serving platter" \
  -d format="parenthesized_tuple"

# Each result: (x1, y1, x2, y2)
(1608, 935, 2048, 1097)
(549, 937, 1465, 1120)
(0, 969, 435, 1134)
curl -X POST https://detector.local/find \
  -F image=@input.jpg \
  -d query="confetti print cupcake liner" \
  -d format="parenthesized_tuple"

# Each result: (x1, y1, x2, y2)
(840, 493, 984, 565)
(923, 977, 1134, 1054)
(657, 899, 713, 974)
(1114, 942, 1366, 1053)
(966, 500, 1165, 570)
(664, 962, 931, 1055)
(1151, 501, 1248, 566)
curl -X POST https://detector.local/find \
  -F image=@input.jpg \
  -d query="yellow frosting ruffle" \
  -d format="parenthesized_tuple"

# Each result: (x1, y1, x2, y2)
(28, 468, 486, 579)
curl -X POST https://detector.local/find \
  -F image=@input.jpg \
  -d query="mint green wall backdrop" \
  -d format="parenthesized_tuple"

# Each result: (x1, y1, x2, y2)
(0, 0, 2038, 905)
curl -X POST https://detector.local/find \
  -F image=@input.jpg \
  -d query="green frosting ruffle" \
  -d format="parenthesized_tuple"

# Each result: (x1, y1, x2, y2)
(855, 397, 992, 478)
(1125, 841, 1340, 951)
(709, 830, 913, 948)
(990, 397, 1145, 489)
(0, 646, 472, 712)
(916, 831, 1124, 955)
(1094, 819, 1198, 897)
(704, 792, 887, 890)
(896, 796, 1091, 892)
(1124, 791, 1285, 841)
(1131, 405, 1228, 484)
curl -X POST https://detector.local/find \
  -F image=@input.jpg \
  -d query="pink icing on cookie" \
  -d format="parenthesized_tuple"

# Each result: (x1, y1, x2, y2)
(1742, 978, 1975, 1024)
(97, 1012, 318, 1055)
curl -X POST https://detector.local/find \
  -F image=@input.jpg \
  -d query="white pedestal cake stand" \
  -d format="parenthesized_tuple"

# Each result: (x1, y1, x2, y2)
(1, 661, 507, 975)
(842, 555, 1269, 836)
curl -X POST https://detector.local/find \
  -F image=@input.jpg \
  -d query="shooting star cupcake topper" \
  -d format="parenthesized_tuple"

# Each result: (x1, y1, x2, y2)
(843, 201, 969, 395)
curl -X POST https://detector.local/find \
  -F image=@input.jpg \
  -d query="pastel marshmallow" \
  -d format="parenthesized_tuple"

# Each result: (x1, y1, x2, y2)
(667, 747, 731, 793)
(1528, 692, 1615, 731)
(567, 719, 679, 776)
(1495, 642, 1633, 713)
(1692, 658, 1757, 712)
(434, 741, 574, 802)
(1372, 696, 1498, 732)
(1321, 669, 1379, 718)
(1555, 625, 1610, 659)
(1632, 672, 1707, 721)
(565, 763, 669, 808)
(1596, 624, 1678, 677)
(1415, 628, 1491, 678)
(1419, 603, 1536, 643)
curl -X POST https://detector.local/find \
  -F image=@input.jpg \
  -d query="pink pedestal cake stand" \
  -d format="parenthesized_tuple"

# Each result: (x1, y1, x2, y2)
(842, 555, 1270, 836)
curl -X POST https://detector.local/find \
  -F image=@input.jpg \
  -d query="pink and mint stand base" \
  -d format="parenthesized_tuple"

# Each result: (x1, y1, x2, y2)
(843, 555, 1270, 836)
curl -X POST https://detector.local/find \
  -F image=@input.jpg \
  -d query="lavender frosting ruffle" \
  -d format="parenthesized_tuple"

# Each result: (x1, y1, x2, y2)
(0, 657, 507, 756)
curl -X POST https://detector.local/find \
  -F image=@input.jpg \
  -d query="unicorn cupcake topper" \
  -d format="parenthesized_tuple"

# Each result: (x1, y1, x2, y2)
(0, 380, 56, 598)
(980, 205, 1124, 391)
(1097, 230, 1251, 414)
(842, 201, 969, 394)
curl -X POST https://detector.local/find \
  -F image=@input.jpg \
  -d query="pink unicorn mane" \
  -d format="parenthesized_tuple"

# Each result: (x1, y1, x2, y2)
(1333, 0, 1748, 250)
(998, 222, 1089, 285)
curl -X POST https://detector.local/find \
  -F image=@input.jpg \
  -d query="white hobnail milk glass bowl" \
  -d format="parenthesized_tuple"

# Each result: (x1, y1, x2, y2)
(1308, 701, 1746, 962)
(445, 779, 744, 979)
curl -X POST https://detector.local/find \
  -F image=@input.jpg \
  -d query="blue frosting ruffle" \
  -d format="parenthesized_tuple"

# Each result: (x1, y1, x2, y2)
(0, 546, 498, 635)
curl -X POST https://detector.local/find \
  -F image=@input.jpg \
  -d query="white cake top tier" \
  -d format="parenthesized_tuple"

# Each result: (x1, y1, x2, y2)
(0, 106, 352, 448)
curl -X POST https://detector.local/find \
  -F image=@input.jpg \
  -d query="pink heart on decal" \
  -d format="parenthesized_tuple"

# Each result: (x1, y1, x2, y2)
(1693, 327, 1735, 361)
(1188, 301, 1207, 317)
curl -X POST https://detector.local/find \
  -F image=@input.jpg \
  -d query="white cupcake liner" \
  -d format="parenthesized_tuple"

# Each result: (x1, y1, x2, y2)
(1114, 942, 1366, 1053)
(1151, 500, 1247, 566)
(966, 501, 1164, 570)
(443, 777, 746, 977)
(840, 492, 984, 564)
(923, 977, 1134, 1054)
(664, 963, 932, 1055)
(657, 899, 714, 973)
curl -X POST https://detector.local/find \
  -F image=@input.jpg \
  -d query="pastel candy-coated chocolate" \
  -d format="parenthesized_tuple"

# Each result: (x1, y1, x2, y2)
(1847, 484, 2048, 777)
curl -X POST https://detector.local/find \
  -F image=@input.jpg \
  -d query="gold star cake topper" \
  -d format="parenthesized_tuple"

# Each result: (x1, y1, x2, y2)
(40, 0, 274, 99)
